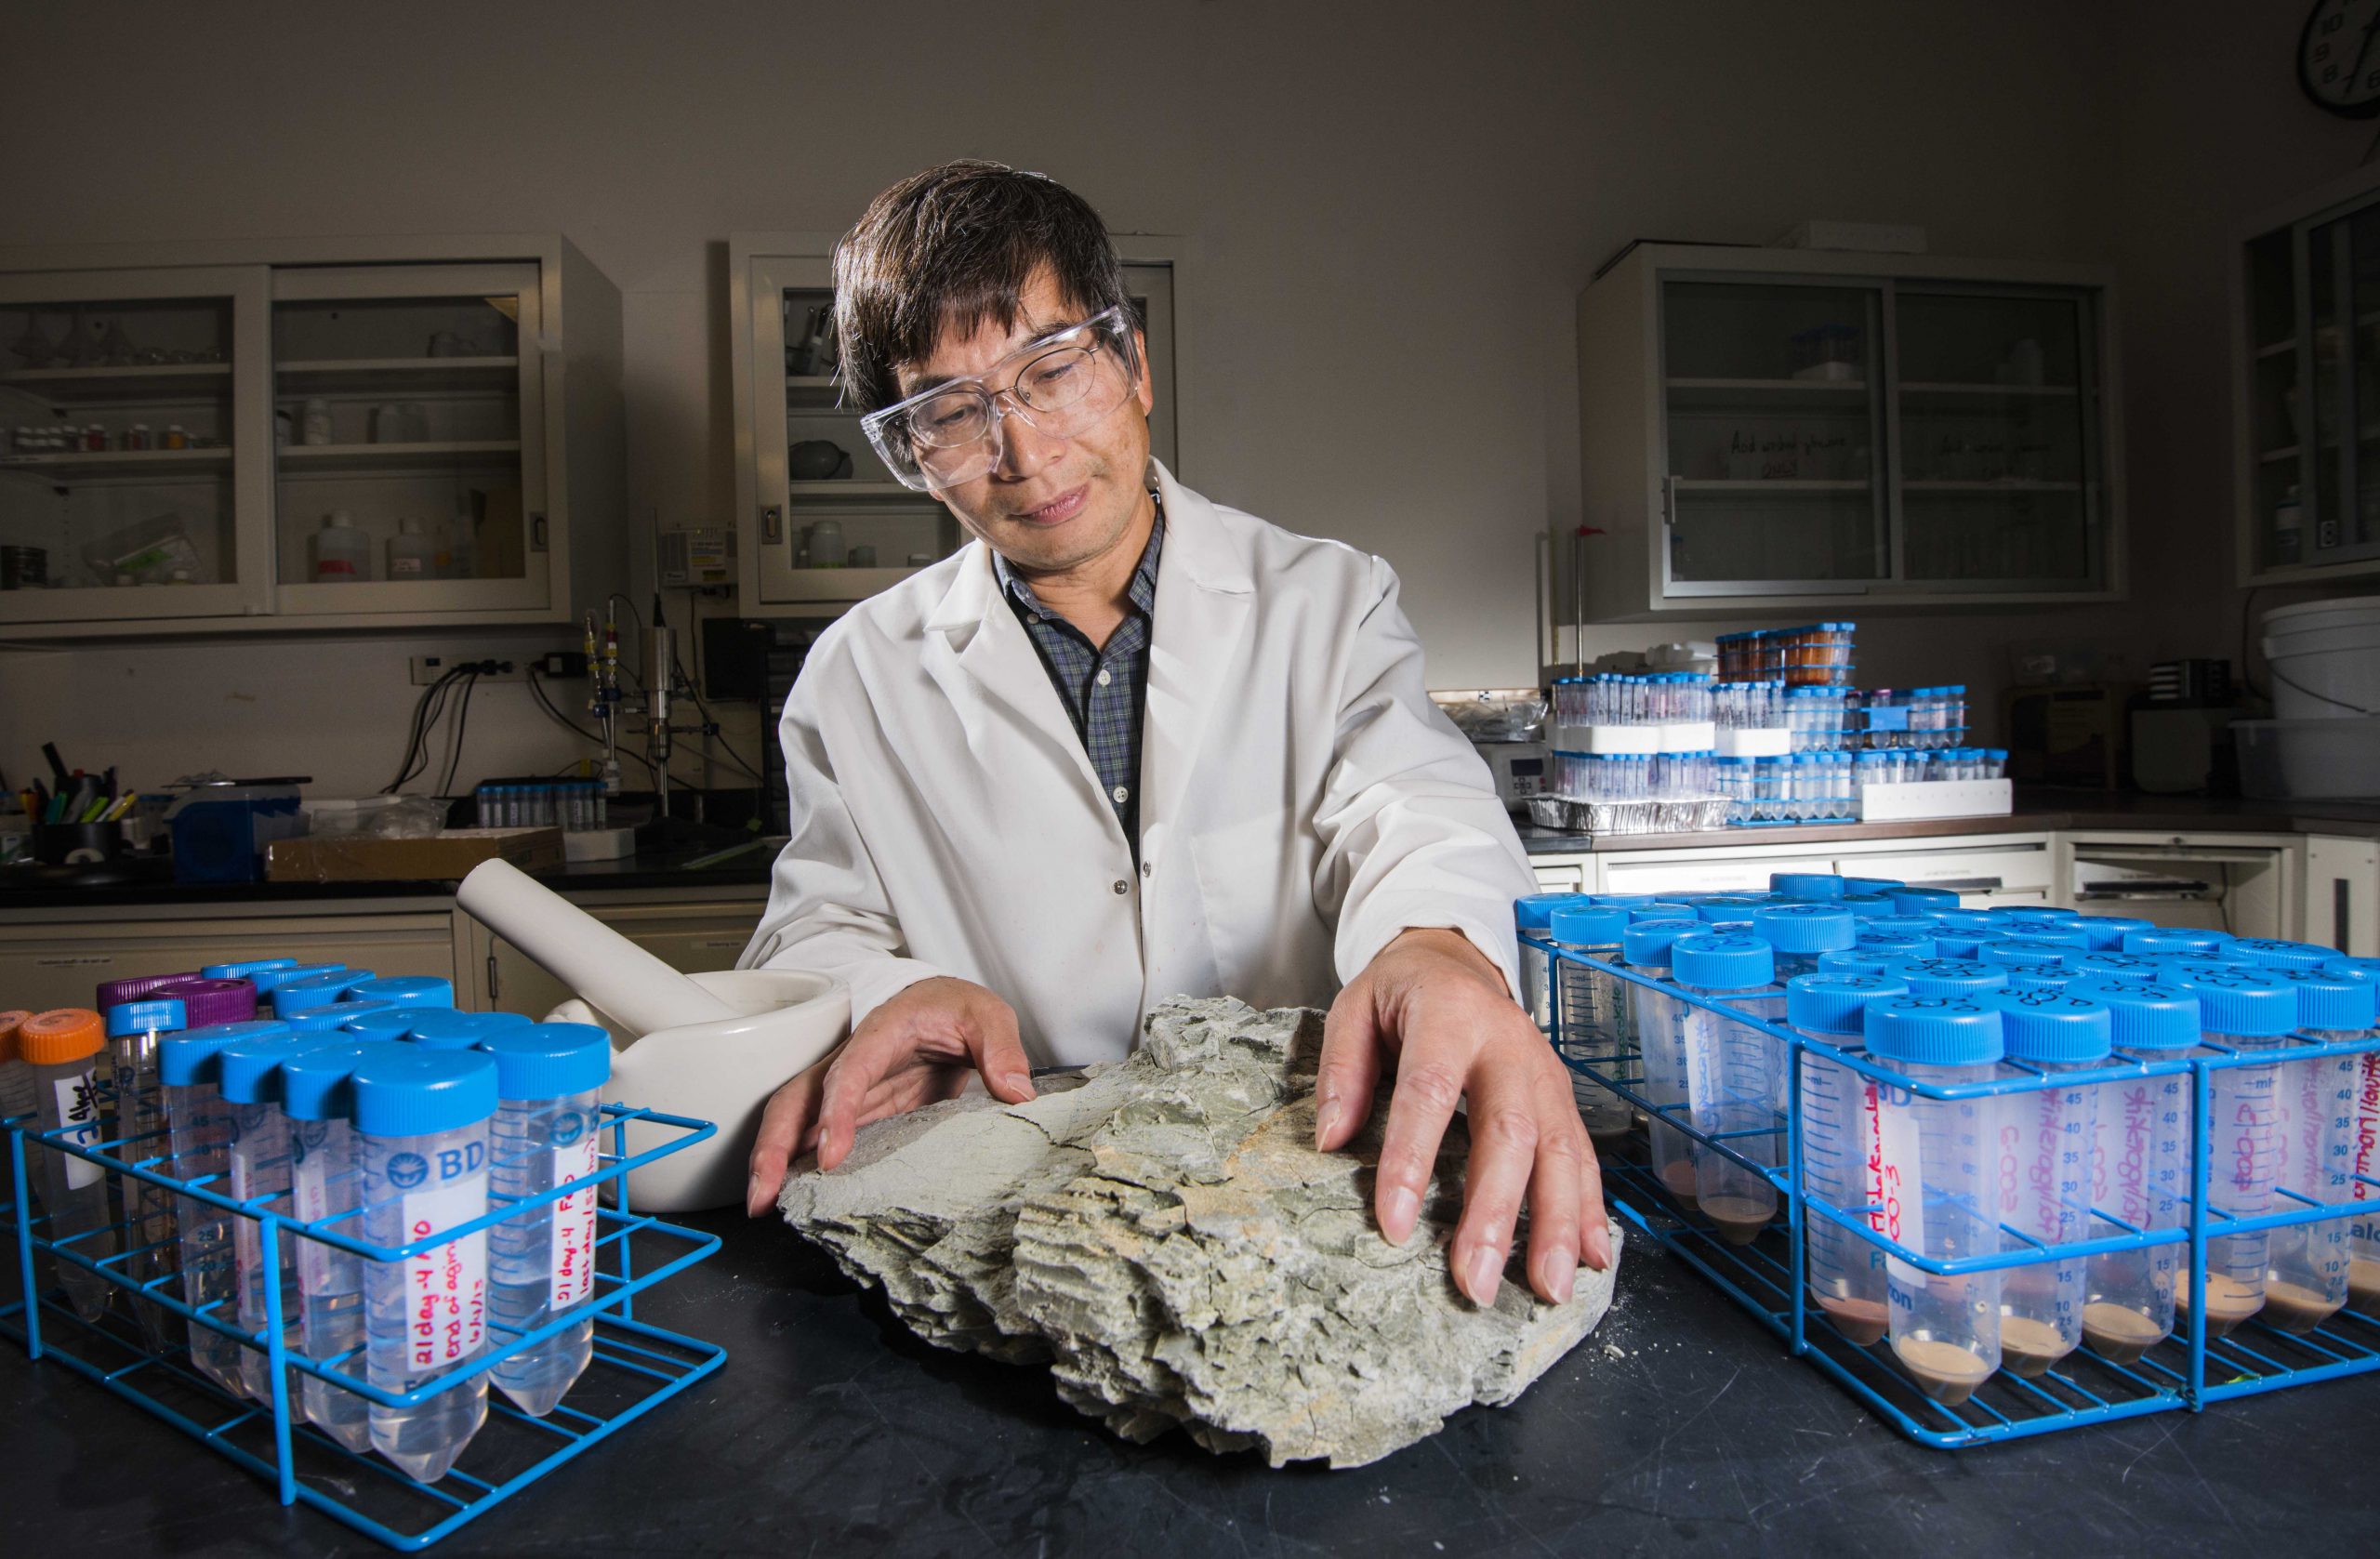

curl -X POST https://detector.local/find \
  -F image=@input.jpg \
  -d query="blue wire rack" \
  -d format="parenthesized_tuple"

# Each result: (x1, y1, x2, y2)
(1527, 935, 2380, 1448)
(1, 1094, 727, 1549)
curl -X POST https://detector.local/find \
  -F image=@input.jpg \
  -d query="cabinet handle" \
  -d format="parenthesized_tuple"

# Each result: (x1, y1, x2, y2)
(530, 513, 549, 552)
(762, 505, 783, 545)
(486, 949, 501, 1002)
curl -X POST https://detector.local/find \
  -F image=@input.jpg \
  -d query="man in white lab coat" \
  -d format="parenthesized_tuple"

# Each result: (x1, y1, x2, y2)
(741, 162, 1609, 1307)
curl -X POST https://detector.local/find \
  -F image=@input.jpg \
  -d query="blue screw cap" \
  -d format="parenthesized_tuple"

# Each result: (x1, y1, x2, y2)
(351, 1047, 498, 1139)
(1882, 958, 2012, 998)
(344, 975, 456, 1009)
(1751, 904, 1858, 954)
(2163, 962, 2298, 1037)
(1548, 905, 1633, 946)
(201, 958, 299, 982)
(1769, 872, 1844, 900)
(217, 1032, 318, 1105)
(1515, 892, 1587, 931)
(2072, 979, 2202, 1050)
(2071, 916, 2156, 952)
(280, 1039, 398, 1123)
(1927, 910, 2002, 934)
(1992, 988, 2115, 1064)
(105, 998, 187, 1038)
(1672, 932, 1776, 989)
(341, 1008, 425, 1040)
(160, 1020, 290, 1087)
(1818, 948, 1896, 974)
(2074, 952, 2168, 979)
(1864, 995, 2004, 1066)
(273, 969, 377, 1018)
(2323, 955, 2380, 983)
(1889, 888, 1963, 916)
(1787, 972, 1911, 1036)
(2222, 939, 2338, 972)
(1986, 905, 2079, 921)
(1620, 918, 1702, 967)
(1988, 919, 2090, 949)
(284, 1000, 393, 1036)
(1837, 878, 1907, 896)
(1978, 939, 2073, 971)
(2123, 929, 2229, 957)
(1853, 931, 1937, 959)
(1837, 894, 1899, 920)
(2266, 968, 2378, 1032)
(405, 1010, 535, 1050)
(249, 962, 345, 996)
(478, 1022, 613, 1101)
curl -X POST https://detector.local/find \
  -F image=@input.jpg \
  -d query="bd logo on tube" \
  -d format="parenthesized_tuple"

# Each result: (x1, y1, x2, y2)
(388, 1152, 430, 1190)
(436, 1142, 486, 1179)
(551, 1112, 586, 1148)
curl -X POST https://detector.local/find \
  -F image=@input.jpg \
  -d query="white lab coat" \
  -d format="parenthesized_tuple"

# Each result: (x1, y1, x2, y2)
(739, 459, 1538, 1066)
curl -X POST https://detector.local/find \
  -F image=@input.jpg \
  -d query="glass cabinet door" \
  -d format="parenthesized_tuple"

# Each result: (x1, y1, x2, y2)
(2302, 204, 2380, 564)
(747, 254, 1178, 607)
(270, 263, 548, 615)
(1659, 279, 1887, 594)
(0, 266, 271, 625)
(1893, 285, 2107, 591)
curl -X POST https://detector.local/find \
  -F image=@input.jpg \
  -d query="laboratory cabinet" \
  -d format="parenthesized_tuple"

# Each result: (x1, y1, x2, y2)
(0, 235, 623, 637)
(1528, 830, 2060, 906)
(1577, 243, 2123, 617)
(729, 232, 1181, 614)
(2235, 167, 2380, 583)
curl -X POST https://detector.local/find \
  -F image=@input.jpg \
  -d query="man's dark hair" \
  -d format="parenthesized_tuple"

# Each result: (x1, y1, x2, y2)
(833, 160, 1130, 415)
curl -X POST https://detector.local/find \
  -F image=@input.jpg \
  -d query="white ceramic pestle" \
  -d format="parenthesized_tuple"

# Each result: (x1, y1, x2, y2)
(457, 858, 740, 1032)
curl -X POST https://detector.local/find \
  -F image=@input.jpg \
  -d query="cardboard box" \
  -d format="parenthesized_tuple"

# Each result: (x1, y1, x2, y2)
(266, 826, 563, 884)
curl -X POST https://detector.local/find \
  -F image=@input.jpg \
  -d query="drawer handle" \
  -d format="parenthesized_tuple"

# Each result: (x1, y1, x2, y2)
(1908, 877, 2003, 891)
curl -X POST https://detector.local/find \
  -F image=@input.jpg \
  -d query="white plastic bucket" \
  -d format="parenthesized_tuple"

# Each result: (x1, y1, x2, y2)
(2263, 597, 2380, 720)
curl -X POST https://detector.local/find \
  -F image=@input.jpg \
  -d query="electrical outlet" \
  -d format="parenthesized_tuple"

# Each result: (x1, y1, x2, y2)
(408, 654, 527, 686)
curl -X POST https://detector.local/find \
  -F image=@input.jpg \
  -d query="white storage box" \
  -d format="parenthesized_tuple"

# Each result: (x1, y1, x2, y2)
(1857, 779, 2013, 823)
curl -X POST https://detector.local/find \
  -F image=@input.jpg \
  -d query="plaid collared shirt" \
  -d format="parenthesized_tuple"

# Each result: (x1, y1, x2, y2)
(994, 505, 1164, 854)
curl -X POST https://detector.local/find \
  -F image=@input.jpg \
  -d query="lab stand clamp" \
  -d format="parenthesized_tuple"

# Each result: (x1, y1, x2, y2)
(1, 1095, 726, 1550)
(1527, 935, 2380, 1449)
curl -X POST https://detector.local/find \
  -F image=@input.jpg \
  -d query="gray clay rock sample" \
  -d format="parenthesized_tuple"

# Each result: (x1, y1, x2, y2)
(778, 995, 1621, 1467)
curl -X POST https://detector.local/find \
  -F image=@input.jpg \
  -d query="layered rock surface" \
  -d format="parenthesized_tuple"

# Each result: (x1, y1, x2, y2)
(779, 996, 1621, 1467)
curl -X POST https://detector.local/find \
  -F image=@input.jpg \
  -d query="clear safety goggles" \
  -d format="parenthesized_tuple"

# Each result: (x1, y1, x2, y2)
(859, 304, 1141, 492)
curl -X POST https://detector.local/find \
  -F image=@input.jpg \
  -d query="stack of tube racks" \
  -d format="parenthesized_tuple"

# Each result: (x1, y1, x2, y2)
(0, 1092, 725, 1550)
(1525, 934, 2380, 1448)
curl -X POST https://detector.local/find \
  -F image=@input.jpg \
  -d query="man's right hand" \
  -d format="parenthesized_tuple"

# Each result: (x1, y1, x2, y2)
(744, 975, 1037, 1216)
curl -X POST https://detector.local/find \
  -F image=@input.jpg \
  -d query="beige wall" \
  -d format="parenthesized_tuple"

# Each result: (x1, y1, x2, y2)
(0, 0, 2345, 797)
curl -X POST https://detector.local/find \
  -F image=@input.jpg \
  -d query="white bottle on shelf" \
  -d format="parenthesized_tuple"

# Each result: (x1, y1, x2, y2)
(387, 516, 436, 580)
(311, 511, 370, 582)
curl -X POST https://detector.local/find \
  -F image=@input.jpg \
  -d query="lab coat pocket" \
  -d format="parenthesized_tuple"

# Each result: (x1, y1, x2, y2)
(1188, 811, 1320, 1006)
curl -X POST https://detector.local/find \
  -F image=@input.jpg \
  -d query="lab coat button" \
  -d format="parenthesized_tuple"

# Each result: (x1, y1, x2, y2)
(1111, 784, 1130, 803)
(1140, 860, 1152, 878)
(1112, 879, 1130, 895)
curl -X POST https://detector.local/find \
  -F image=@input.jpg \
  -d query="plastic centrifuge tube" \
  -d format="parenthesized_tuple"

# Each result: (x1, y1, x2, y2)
(2162, 961, 2298, 1339)
(1750, 904, 1858, 981)
(1674, 931, 1789, 1245)
(353, 1046, 500, 1485)
(1865, 993, 2007, 1406)
(2325, 956, 2380, 1315)
(280, 1039, 396, 1452)
(1624, 919, 1705, 1208)
(20, 1009, 115, 1321)
(103, 996, 186, 1338)
(1548, 905, 1636, 1150)
(2069, 978, 2198, 1363)
(2259, 967, 2374, 1333)
(162, 1020, 284, 1394)
(1788, 971, 1911, 1344)
(0, 1010, 36, 1129)
(1881, 958, 2011, 1000)
(482, 1022, 614, 1417)
(1990, 988, 2113, 1378)
(1514, 893, 1589, 1035)
(218, 1028, 318, 1405)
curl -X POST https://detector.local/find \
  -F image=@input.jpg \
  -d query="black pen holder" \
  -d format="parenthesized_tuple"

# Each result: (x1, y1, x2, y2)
(32, 820, 125, 865)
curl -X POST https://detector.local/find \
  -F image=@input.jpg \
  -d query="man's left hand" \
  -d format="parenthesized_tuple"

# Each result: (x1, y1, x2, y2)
(1315, 927, 1612, 1307)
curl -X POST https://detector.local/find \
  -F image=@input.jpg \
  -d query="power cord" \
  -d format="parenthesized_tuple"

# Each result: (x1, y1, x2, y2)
(672, 648, 768, 783)
(383, 664, 474, 793)
(527, 665, 661, 783)
(438, 668, 483, 796)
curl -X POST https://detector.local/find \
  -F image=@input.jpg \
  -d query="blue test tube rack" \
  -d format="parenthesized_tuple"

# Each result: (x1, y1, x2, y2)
(1527, 930, 2380, 1448)
(1, 1078, 725, 1548)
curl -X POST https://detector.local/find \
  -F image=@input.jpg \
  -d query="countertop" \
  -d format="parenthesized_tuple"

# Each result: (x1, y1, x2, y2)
(4, 1206, 2373, 1558)
(0, 836, 781, 911)
(1517, 788, 2380, 854)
